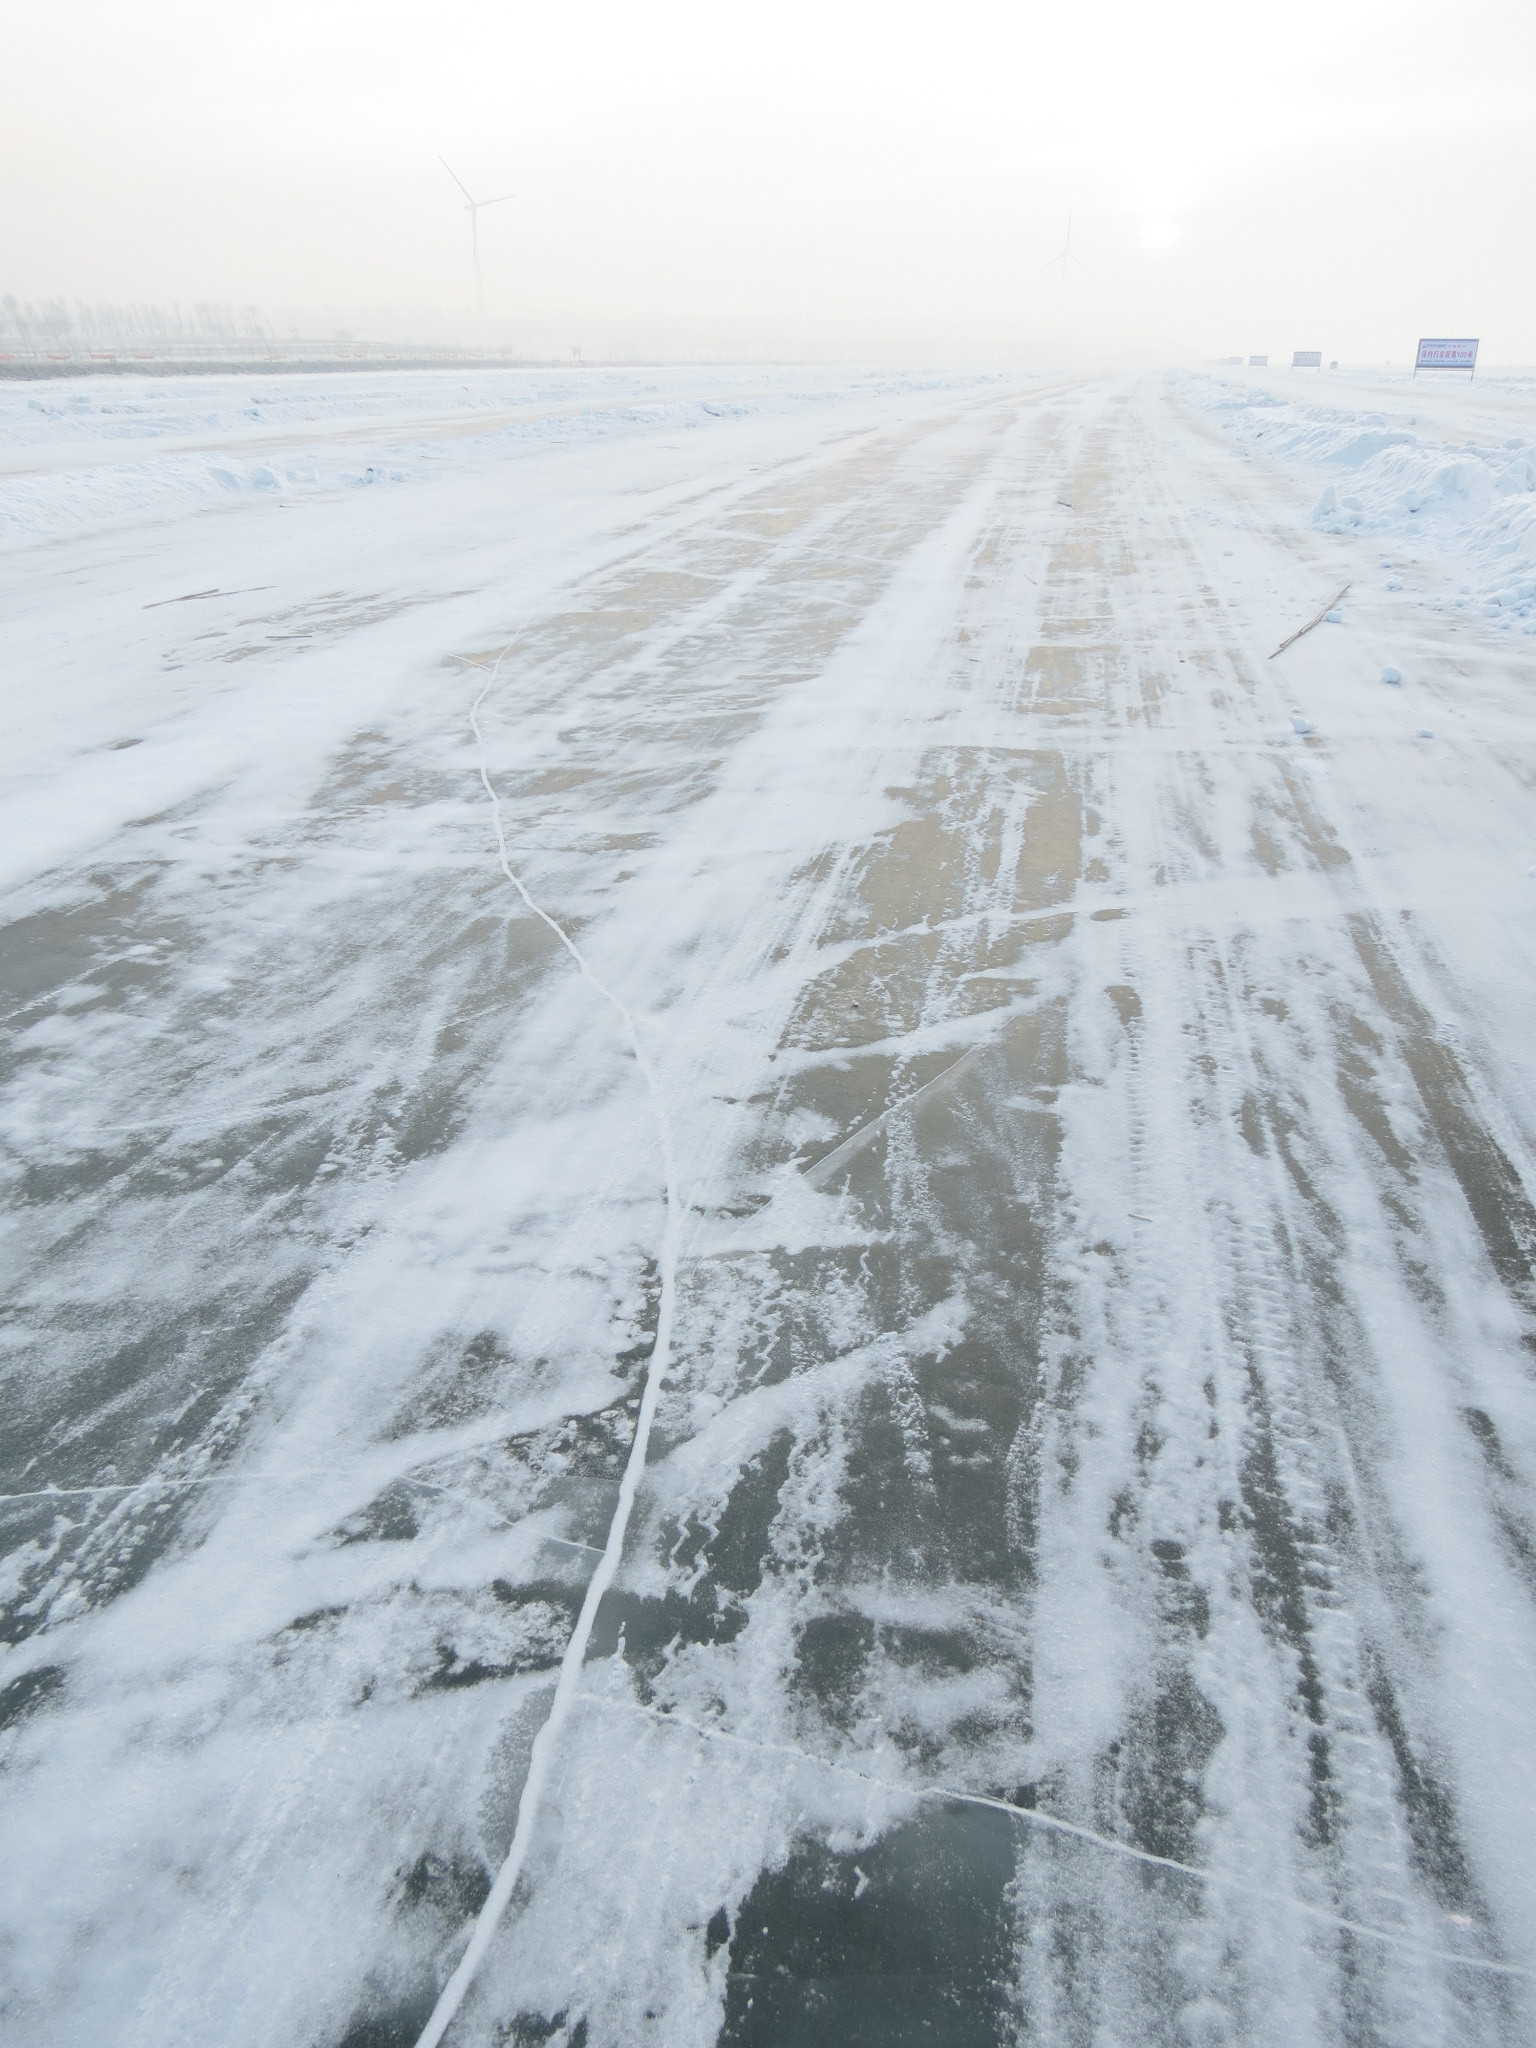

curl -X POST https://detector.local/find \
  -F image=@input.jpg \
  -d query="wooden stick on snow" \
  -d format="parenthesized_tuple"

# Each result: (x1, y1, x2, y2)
(1269, 582, 1352, 659)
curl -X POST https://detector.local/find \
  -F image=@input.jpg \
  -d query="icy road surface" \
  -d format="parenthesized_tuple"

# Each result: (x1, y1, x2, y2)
(3, 363, 1536, 2048)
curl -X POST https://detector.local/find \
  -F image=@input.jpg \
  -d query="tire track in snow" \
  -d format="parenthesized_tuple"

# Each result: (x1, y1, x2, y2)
(1001, 400, 1517, 2037)
(1098, 394, 1528, 2030)
(1098, 717, 1434, 2010)
(1008, 414, 1282, 2034)
(1157, 378, 1536, 1334)
(412, 654, 683, 2048)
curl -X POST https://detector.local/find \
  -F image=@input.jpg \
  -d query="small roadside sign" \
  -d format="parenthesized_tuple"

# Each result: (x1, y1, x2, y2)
(1415, 337, 1478, 376)
(1292, 351, 1322, 368)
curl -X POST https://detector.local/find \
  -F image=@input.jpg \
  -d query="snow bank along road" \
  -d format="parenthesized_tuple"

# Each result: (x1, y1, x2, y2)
(3, 362, 1536, 2048)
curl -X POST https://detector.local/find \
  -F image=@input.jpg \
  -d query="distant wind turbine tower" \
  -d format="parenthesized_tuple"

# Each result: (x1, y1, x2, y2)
(439, 158, 516, 318)
(1044, 210, 1085, 314)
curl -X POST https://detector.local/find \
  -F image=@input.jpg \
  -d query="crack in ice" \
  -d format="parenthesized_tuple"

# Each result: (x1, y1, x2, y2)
(412, 653, 682, 2048)
(803, 1046, 979, 1188)
(582, 1694, 1536, 1986)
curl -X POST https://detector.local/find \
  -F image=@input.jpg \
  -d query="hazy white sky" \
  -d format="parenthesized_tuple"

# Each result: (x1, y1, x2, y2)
(4, 0, 1534, 359)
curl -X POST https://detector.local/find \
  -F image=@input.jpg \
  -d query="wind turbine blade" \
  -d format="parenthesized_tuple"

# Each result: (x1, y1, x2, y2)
(478, 194, 517, 210)
(439, 156, 478, 206)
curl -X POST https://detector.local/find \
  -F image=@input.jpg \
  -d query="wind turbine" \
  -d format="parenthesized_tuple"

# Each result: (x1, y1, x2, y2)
(440, 157, 516, 318)
(1043, 209, 1085, 314)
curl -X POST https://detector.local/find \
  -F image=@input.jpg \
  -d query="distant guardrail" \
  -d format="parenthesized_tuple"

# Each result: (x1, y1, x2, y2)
(0, 341, 550, 379)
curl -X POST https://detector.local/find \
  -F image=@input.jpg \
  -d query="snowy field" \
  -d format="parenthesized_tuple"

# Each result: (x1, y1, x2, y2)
(3, 359, 1536, 2048)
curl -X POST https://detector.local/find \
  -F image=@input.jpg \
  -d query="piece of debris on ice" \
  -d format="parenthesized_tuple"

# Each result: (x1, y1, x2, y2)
(1290, 711, 1317, 734)
(1382, 665, 1402, 685)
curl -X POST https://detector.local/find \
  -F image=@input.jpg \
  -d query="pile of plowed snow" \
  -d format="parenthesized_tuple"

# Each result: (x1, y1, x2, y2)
(1182, 371, 1536, 633)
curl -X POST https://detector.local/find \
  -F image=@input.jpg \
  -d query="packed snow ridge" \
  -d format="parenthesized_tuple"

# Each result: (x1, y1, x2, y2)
(1184, 369, 1536, 630)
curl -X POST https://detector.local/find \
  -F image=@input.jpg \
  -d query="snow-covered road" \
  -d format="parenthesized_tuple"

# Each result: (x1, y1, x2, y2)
(3, 362, 1535, 2047)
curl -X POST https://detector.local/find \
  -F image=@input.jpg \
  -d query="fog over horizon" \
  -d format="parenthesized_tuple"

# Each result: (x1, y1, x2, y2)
(5, 0, 1535, 363)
